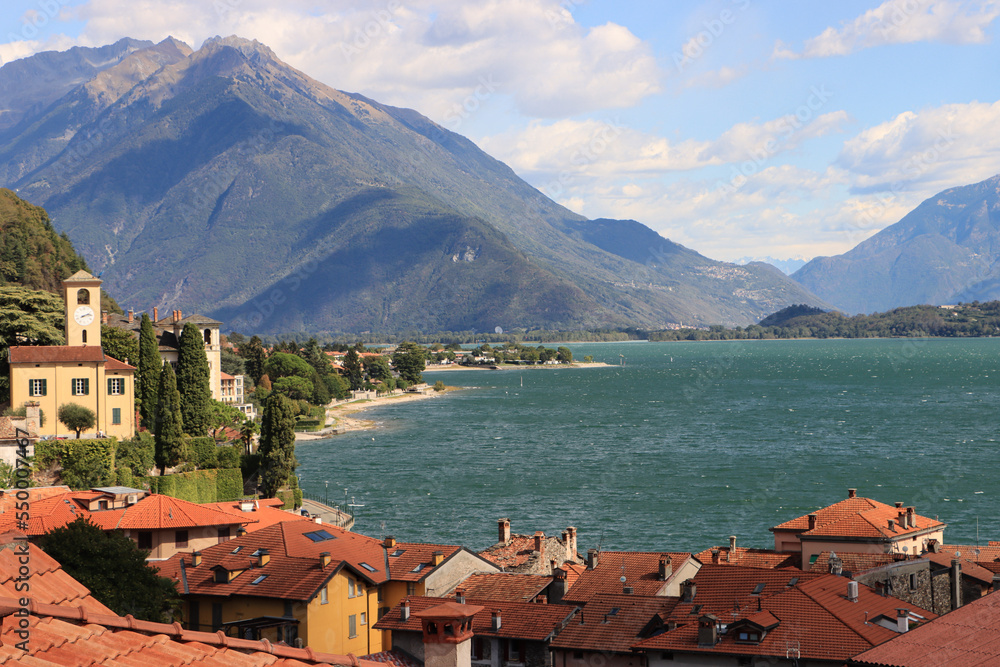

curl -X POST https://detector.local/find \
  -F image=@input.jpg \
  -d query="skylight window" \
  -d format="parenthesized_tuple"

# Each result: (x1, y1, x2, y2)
(304, 530, 337, 542)
(787, 577, 799, 587)
(411, 563, 428, 573)
(607, 608, 620, 616)
(752, 583, 766, 595)
(251, 548, 263, 557)
(231, 546, 243, 554)
(360, 562, 377, 572)
(251, 574, 268, 585)
(390, 549, 406, 557)
(688, 605, 703, 615)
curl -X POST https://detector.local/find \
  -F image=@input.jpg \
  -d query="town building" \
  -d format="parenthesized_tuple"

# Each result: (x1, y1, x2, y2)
(221, 370, 257, 418)
(478, 519, 582, 574)
(0, 401, 38, 467)
(694, 535, 799, 568)
(7, 271, 135, 438)
(562, 549, 700, 604)
(375, 595, 578, 667)
(770, 488, 945, 565)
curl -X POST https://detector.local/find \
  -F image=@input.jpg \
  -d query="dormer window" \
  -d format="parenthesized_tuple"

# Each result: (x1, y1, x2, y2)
(736, 631, 761, 643)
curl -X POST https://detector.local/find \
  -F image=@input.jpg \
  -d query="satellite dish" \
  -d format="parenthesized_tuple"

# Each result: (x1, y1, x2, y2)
(619, 575, 627, 583)
(902, 546, 908, 553)
(955, 551, 962, 558)
(495, 326, 503, 334)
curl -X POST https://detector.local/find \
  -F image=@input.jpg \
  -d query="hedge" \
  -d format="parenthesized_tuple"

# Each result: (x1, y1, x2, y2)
(216, 446, 240, 469)
(141, 467, 245, 503)
(189, 436, 218, 468)
(38, 438, 116, 490)
(217, 468, 244, 501)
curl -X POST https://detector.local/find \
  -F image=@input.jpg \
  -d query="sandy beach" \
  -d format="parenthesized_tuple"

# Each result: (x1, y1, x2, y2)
(295, 388, 460, 440)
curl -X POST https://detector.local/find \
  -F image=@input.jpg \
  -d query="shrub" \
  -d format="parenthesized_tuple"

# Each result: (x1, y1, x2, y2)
(116, 432, 155, 477)
(188, 436, 218, 469)
(433, 380, 446, 392)
(58, 439, 116, 489)
(115, 468, 134, 487)
(216, 446, 241, 469)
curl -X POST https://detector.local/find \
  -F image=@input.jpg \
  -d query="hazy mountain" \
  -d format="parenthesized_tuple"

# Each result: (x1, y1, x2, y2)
(792, 174, 1000, 314)
(2, 36, 827, 333)
(735, 256, 808, 275)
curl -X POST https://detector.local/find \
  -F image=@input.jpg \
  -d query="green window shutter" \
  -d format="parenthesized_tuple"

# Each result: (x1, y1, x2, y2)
(83, 378, 89, 395)
(108, 378, 113, 395)
(40, 379, 46, 396)
(112, 408, 121, 425)
(71, 379, 77, 396)
(28, 381, 35, 397)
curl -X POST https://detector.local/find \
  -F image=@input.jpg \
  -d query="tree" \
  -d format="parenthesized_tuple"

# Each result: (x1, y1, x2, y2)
(241, 335, 267, 385)
(58, 403, 95, 438)
(301, 338, 331, 376)
(154, 361, 186, 472)
(557, 346, 573, 363)
(342, 348, 364, 390)
(137, 313, 161, 429)
(239, 418, 260, 455)
(208, 400, 245, 441)
(37, 516, 180, 621)
(324, 373, 351, 400)
(220, 347, 246, 377)
(0, 285, 65, 403)
(272, 375, 314, 401)
(392, 342, 425, 384)
(263, 352, 314, 381)
(176, 322, 211, 436)
(116, 432, 156, 477)
(100, 324, 139, 365)
(365, 355, 393, 383)
(258, 393, 297, 498)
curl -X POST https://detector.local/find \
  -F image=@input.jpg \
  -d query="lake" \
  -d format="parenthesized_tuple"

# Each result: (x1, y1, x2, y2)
(295, 338, 1000, 554)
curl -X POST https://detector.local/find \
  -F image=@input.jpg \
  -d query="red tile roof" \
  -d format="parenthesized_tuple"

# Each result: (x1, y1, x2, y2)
(0, 491, 251, 536)
(205, 498, 311, 532)
(0, 532, 112, 615)
(457, 573, 553, 602)
(939, 543, 1000, 565)
(362, 650, 422, 667)
(808, 551, 903, 574)
(159, 521, 388, 602)
(666, 564, 822, 623)
(636, 575, 937, 662)
(478, 532, 577, 572)
(374, 596, 577, 642)
(386, 542, 463, 582)
(0, 598, 378, 666)
(8, 345, 107, 363)
(549, 594, 677, 653)
(772, 493, 944, 541)
(563, 552, 692, 603)
(850, 588, 1000, 666)
(104, 355, 136, 370)
(694, 547, 799, 569)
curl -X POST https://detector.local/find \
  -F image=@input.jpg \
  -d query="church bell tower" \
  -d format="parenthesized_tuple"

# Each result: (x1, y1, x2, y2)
(61, 270, 102, 347)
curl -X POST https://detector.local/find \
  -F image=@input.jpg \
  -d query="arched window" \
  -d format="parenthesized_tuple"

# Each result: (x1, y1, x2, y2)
(204, 329, 212, 344)
(77, 288, 90, 305)
(82, 330, 87, 344)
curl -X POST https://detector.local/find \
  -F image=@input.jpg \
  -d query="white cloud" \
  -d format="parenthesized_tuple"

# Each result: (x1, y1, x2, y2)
(775, 0, 1000, 59)
(51, 0, 661, 122)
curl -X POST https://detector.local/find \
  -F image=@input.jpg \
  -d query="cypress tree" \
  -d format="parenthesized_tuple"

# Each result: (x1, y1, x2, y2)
(154, 361, 186, 473)
(242, 335, 267, 385)
(176, 322, 211, 435)
(137, 313, 161, 429)
(258, 392, 297, 498)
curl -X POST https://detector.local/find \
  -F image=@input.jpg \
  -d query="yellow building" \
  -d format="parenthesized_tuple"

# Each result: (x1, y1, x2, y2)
(7, 271, 135, 439)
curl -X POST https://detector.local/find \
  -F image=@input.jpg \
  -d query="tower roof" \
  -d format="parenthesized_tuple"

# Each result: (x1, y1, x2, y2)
(61, 270, 101, 284)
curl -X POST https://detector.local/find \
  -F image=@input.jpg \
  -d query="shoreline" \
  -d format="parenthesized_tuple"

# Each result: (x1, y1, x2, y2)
(423, 361, 614, 372)
(295, 387, 461, 440)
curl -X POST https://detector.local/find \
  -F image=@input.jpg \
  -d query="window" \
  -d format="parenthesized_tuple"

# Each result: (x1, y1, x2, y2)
(28, 379, 46, 396)
(377, 585, 383, 602)
(212, 603, 223, 631)
(508, 640, 521, 661)
(573, 652, 584, 660)
(304, 530, 336, 542)
(189, 602, 200, 632)
(348, 614, 357, 638)
(108, 377, 125, 395)
(81, 330, 87, 344)
(204, 329, 212, 344)
(359, 562, 377, 572)
(360, 612, 367, 626)
(348, 579, 356, 597)
(251, 574, 268, 585)
(390, 549, 406, 557)
(218, 527, 231, 544)
(175, 531, 189, 548)
(72, 378, 89, 396)
(97, 501, 108, 510)
(137, 532, 152, 550)
(320, 587, 329, 604)
(406, 582, 416, 596)
(231, 545, 243, 554)
(909, 573, 918, 591)
(112, 408, 121, 425)
(77, 288, 90, 305)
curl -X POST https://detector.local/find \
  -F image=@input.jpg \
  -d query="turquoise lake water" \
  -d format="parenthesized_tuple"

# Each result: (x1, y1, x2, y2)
(295, 339, 1000, 554)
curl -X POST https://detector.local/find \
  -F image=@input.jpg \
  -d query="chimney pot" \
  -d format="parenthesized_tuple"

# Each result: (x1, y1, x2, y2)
(127, 309, 133, 323)
(896, 608, 909, 633)
(320, 552, 331, 568)
(895, 502, 904, 508)
(236, 527, 247, 537)
(153, 307, 158, 322)
(888, 519, 896, 531)
(498, 518, 511, 544)
(711, 549, 720, 565)
(191, 551, 202, 567)
(492, 610, 502, 631)
(658, 556, 671, 580)
(848, 488, 857, 498)
(402, 600, 410, 621)
(432, 550, 444, 566)
(682, 579, 696, 602)
(587, 548, 599, 570)
(808, 513, 818, 530)
(455, 588, 465, 604)
(847, 580, 859, 602)
(729, 535, 736, 555)
(534, 531, 544, 555)
(384, 535, 396, 548)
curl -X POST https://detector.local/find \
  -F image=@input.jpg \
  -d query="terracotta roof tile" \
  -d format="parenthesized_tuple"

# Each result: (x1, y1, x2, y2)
(386, 542, 462, 582)
(808, 551, 903, 574)
(771, 495, 944, 541)
(105, 356, 136, 371)
(478, 532, 577, 572)
(374, 596, 577, 642)
(667, 564, 822, 623)
(549, 594, 677, 653)
(563, 552, 692, 603)
(694, 547, 799, 569)
(8, 346, 106, 364)
(204, 499, 310, 532)
(458, 573, 553, 602)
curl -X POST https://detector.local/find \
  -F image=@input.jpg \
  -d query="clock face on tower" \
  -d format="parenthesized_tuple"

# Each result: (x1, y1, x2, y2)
(74, 305, 95, 326)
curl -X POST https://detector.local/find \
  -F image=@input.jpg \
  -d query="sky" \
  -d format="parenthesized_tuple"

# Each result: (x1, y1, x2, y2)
(2, 0, 1000, 263)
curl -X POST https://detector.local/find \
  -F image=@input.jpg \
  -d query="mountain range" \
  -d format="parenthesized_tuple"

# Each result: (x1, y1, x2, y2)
(792, 174, 1000, 314)
(0, 36, 827, 334)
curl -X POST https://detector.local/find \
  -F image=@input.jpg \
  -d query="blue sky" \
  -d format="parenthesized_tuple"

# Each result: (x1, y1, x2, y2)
(3, 0, 1000, 262)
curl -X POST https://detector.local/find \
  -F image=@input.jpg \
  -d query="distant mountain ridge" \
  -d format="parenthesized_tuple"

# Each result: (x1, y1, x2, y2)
(792, 174, 1000, 314)
(0, 36, 828, 333)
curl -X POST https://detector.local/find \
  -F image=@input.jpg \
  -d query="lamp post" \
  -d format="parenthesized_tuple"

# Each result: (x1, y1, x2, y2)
(324, 480, 329, 506)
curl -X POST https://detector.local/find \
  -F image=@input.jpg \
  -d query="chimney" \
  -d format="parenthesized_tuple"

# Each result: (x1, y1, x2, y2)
(658, 556, 672, 580)
(828, 552, 843, 576)
(567, 526, 578, 560)
(455, 588, 466, 604)
(320, 552, 331, 568)
(432, 550, 444, 566)
(587, 548, 599, 570)
(101, 311, 109, 324)
(711, 549, 720, 565)
(896, 608, 909, 633)
(257, 548, 269, 567)
(697, 614, 718, 647)
(178, 309, 183, 320)
(533, 531, 545, 557)
(498, 518, 511, 544)
(952, 559, 962, 610)
(623, 585, 634, 595)
(384, 535, 396, 548)
(895, 502, 903, 508)
(402, 599, 410, 621)
(888, 519, 896, 532)
(153, 307, 159, 321)
(237, 527, 247, 537)
(847, 580, 859, 602)
(929, 539, 941, 553)
(127, 309, 134, 323)
(681, 580, 696, 603)
(728, 535, 737, 561)
(907, 506, 915, 528)
(551, 566, 568, 604)
(808, 513, 818, 530)
(492, 610, 501, 631)
(848, 488, 857, 499)
(191, 551, 202, 567)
